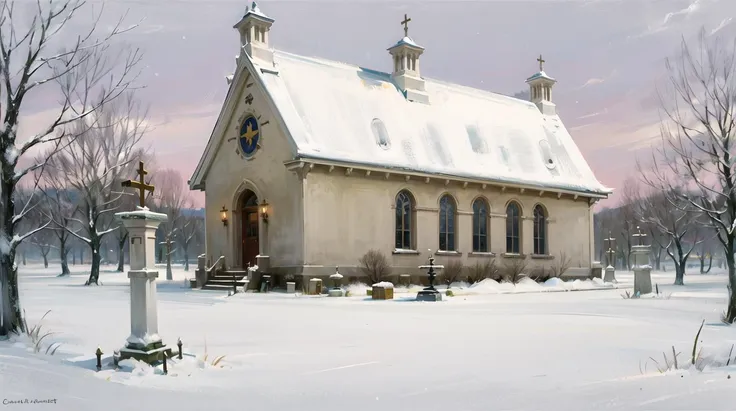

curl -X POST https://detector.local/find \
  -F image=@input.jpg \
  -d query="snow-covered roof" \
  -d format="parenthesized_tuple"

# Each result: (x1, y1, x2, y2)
(254, 50, 609, 196)
(526, 71, 556, 83)
(388, 36, 424, 50)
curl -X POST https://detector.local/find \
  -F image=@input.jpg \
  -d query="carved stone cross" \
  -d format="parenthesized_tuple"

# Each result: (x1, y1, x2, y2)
(632, 225, 647, 246)
(121, 161, 155, 208)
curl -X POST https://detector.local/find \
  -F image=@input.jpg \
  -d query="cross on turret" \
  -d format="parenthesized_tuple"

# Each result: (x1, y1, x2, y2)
(401, 13, 411, 37)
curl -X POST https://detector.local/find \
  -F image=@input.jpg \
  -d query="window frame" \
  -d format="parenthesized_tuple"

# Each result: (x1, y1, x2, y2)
(505, 201, 522, 254)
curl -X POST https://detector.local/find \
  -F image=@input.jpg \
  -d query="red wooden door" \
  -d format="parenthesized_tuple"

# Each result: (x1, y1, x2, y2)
(242, 208, 259, 268)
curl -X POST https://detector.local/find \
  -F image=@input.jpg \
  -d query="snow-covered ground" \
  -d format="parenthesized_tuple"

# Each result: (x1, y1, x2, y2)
(3, 264, 736, 410)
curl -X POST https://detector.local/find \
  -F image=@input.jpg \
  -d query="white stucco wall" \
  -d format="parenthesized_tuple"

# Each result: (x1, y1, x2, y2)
(302, 169, 593, 276)
(202, 68, 303, 269)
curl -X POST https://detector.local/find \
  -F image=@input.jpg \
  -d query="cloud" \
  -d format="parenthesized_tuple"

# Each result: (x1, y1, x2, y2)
(578, 108, 609, 120)
(581, 77, 605, 88)
(709, 17, 733, 36)
(140, 24, 166, 35)
(630, 0, 703, 39)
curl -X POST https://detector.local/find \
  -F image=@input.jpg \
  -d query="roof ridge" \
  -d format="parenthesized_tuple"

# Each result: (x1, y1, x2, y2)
(272, 49, 534, 107)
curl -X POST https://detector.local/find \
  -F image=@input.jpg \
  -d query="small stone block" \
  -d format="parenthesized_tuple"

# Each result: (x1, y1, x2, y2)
(286, 281, 296, 293)
(416, 289, 443, 302)
(308, 278, 322, 295)
(634, 268, 652, 295)
(372, 285, 394, 300)
(328, 289, 344, 297)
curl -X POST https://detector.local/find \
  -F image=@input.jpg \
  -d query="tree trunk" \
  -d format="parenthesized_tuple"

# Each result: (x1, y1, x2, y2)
(724, 244, 736, 323)
(0, 178, 23, 337)
(80, 248, 84, 265)
(704, 254, 713, 274)
(699, 254, 706, 274)
(674, 262, 685, 285)
(72, 249, 76, 265)
(60, 240, 70, 276)
(183, 245, 189, 272)
(165, 238, 173, 281)
(117, 233, 127, 273)
(85, 238, 101, 286)
(21, 251, 25, 266)
(42, 252, 48, 268)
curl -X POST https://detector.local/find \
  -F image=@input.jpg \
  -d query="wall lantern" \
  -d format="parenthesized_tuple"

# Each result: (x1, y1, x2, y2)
(260, 199, 269, 224)
(220, 205, 229, 227)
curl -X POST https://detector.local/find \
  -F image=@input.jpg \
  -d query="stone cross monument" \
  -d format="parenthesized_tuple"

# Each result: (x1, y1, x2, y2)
(115, 162, 170, 364)
(603, 231, 616, 283)
(631, 226, 652, 295)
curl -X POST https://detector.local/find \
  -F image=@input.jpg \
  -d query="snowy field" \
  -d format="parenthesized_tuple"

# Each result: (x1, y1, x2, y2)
(3, 264, 736, 410)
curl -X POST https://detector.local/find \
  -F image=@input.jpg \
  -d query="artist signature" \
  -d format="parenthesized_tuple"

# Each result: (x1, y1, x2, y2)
(3, 399, 57, 406)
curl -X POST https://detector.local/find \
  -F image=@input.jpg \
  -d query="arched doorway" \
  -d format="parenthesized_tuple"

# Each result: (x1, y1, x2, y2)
(239, 190, 259, 268)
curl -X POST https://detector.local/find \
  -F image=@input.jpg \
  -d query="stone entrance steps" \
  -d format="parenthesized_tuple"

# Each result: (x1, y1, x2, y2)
(202, 270, 248, 291)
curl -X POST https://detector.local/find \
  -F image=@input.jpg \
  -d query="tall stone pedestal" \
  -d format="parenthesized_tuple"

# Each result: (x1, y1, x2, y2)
(632, 244, 652, 295)
(115, 208, 170, 364)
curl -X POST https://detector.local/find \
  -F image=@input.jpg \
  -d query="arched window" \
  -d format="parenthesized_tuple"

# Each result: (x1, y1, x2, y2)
(506, 202, 521, 254)
(439, 195, 456, 251)
(533, 205, 548, 255)
(472, 198, 489, 252)
(395, 190, 414, 249)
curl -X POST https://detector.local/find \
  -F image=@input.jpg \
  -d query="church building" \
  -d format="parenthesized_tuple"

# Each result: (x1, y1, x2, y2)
(188, 3, 612, 281)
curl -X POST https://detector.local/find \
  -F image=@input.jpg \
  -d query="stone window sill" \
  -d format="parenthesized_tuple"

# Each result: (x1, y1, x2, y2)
(468, 252, 496, 257)
(393, 249, 420, 255)
(531, 254, 555, 260)
(435, 250, 462, 257)
(501, 253, 526, 259)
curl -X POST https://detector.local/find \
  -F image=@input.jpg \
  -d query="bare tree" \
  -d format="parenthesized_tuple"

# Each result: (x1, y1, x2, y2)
(632, 183, 701, 285)
(37, 154, 78, 276)
(152, 169, 187, 280)
(113, 185, 140, 272)
(0, 0, 141, 336)
(50, 93, 148, 286)
(648, 28, 736, 322)
(178, 212, 202, 272)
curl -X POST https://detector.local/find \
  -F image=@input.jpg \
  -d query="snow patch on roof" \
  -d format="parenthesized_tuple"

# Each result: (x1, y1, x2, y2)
(260, 50, 609, 195)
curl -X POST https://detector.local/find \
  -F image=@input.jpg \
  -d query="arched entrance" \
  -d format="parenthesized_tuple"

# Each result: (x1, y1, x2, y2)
(238, 190, 260, 268)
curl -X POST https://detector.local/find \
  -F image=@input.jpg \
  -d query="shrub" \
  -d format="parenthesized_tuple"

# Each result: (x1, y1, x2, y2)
(528, 267, 550, 282)
(359, 249, 392, 284)
(502, 258, 528, 284)
(442, 260, 464, 288)
(549, 252, 572, 278)
(467, 260, 499, 284)
(20, 310, 61, 355)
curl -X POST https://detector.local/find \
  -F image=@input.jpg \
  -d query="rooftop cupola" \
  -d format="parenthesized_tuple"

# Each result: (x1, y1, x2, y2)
(233, 1, 275, 66)
(525, 54, 557, 115)
(387, 14, 429, 104)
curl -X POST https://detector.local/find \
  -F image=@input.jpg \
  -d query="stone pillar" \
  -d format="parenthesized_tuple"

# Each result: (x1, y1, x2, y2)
(632, 244, 652, 295)
(115, 208, 170, 364)
(195, 254, 207, 288)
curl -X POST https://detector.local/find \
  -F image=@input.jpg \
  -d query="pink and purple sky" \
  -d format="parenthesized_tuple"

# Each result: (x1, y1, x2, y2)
(18, 0, 736, 208)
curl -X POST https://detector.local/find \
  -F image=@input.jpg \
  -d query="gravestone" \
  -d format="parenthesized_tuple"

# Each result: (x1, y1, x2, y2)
(632, 227, 652, 295)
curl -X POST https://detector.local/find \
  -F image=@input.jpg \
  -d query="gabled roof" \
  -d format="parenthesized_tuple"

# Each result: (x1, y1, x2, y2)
(190, 49, 611, 197)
